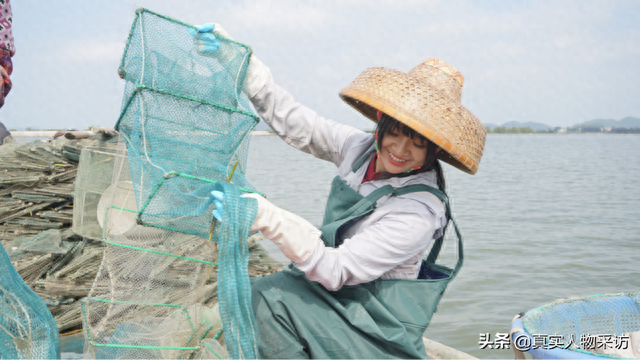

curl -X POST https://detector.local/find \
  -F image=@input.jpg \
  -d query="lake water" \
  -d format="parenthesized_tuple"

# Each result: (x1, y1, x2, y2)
(12, 132, 639, 358)
(246, 133, 640, 359)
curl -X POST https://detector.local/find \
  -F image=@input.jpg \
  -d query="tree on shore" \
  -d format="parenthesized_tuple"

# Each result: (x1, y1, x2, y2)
(486, 126, 535, 134)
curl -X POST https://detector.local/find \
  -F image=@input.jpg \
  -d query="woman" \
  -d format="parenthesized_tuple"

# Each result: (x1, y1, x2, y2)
(0, 0, 14, 145)
(198, 25, 486, 359)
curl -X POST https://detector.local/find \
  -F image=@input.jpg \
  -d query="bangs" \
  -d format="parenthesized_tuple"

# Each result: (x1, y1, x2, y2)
(375, 113, 445, 186)
(388, 118, 428, 145)
(392, 121, 418, 139)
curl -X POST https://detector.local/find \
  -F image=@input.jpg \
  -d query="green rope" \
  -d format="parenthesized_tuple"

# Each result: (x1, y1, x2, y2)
(199, 324, 214, 343)
(183, 307, 198, 348)
(135, 171, 264, 226)
(138, 85, 260, 121)
(204, 341, 223, 360)
(137, 222, 210, 236)
(110, 206, 137, 213)
(118, 11, 140, 77)
(101, 205, 108, 242)
(87, 297, 185, 308)
(126, 151, 239, 177)
(141, 215, 214, 230)
(136, 172, 166, 217)
(80, 300, 93, 342)
(102, 240, 218, 266)
(170, 172, 264, 196)
(115, 90, 138, 129)
(144, 114, 226, 136)
(135, 8, 252, 50)
(115, 85, 259, 130)
(89, 341, 199, 351)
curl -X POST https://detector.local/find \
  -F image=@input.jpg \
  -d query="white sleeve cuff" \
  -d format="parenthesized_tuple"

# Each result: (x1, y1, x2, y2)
(293, 237, 325, 271)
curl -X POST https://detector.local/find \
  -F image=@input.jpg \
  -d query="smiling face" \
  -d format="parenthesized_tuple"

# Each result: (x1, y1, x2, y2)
(375, 121, 429, 174)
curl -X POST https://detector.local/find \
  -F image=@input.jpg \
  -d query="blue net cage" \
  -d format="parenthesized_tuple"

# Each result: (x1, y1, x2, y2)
(513, 292, 640, 359)
(0, 244, 60, 359)
(115, 9, 259, 238)
(81, 8, 262, 360)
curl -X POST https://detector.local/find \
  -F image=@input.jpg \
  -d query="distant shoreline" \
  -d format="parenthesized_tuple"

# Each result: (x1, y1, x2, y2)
(10, 131, 58, 138)
(10, 130, 277, 138)
(9, 130, 639, 139)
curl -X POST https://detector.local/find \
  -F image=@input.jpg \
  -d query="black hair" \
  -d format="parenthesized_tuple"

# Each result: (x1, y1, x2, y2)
(375, 114, 446, 190)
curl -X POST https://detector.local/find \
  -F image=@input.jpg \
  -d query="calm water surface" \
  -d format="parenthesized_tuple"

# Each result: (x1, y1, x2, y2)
(247, 133, 640, 359)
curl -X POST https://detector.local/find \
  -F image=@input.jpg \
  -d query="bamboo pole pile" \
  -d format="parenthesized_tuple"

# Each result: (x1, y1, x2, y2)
(1, 135, 284, 333)
(1, 134, 119, 332)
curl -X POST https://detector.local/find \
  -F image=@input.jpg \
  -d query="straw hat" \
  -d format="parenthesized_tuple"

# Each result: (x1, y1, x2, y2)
(339, 58, 486, 175)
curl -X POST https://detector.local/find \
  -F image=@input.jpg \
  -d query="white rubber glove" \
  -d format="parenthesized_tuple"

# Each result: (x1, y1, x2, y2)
(242, 193, 321, 264)
(212, 23, 271, 98)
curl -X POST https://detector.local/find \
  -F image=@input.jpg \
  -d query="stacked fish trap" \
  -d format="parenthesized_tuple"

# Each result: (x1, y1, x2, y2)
(1, 135, 118, 338)
(73, 146, 121, 240)
(0, 236, 61, 359)
(81, 9, 261, 359)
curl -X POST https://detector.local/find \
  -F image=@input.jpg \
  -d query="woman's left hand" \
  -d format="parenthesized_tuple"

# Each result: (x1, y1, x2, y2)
(209, 190, 224, 221)
(242, 192, 322, 264)
(211, 188, 322, 264)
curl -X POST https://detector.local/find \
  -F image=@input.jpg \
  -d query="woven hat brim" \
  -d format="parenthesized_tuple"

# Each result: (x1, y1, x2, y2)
(339, 68, 486, 175)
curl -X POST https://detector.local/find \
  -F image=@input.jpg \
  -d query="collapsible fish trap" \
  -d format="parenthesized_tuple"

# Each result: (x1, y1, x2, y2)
(115, 8, 259, 238)
(81, 8, 261, 360)
(116, 86, 258, 238)
(0, 243, 60, 359)
(73, 146, 120, 240)
(511, 292, 640, 359)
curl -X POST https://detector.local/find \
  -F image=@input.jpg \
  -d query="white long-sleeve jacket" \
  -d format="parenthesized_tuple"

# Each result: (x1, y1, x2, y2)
(249, 71, 447, 291)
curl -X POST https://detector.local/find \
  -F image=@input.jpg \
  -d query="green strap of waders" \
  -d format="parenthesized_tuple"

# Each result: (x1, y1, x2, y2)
(404, 185, 463, 277)
(352, 147, 375, 172)
(332, 184, 394, 223)
(349, 146, 463, 275)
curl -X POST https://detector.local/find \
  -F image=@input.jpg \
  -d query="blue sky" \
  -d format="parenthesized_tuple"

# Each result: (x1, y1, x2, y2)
(2, 0, 639, 130)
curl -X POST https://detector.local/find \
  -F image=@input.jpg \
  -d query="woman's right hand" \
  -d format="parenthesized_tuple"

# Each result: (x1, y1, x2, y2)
(188, 23, 221, 55)
(188, 23, 236, 56)
(188, 23, 270, 98)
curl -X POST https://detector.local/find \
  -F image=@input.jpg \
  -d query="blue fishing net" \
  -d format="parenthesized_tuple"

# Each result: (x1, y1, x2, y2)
(118, 10, 253, 113)
(115, 9, 259, 238)
(523, 292, 640, 357)
(0, 244, 60, 359)
(81, 8, 262, 360)
(212, 182, 259, 359)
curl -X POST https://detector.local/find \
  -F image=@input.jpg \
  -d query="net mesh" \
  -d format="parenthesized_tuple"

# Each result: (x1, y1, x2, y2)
(73, 146, 119, 240)
(117, 86, 257, 238)
(209, 182, 258, 359)
(80, 8, 262, 359)
(118, 9, 253, 113)
(0, 241, 60, 359)
(115, 8, 259, 238)
(17, 229, 74, 255)
(523, 292, 640, 357)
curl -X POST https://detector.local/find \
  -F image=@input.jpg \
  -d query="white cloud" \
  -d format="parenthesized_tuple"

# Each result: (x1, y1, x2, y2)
(8, 0, 640, 129)
(60, 41, 126, 63)
(223, 0, 333, 32)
